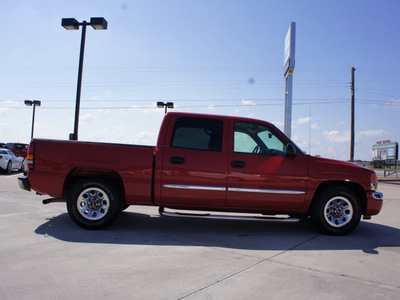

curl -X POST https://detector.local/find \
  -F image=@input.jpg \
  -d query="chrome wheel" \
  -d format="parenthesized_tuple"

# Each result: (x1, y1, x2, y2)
(77, 187, 110, 221)
(323, 196, 353, 228)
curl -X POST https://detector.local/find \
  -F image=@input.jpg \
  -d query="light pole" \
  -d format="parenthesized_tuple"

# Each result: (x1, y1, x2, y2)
(24, 100, 41, 139)
(62, 17, 108, 141)
(157, 102, 174, 114)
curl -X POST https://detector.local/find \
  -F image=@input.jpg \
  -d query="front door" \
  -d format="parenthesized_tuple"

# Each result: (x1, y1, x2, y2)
(227, 120, 308, 211)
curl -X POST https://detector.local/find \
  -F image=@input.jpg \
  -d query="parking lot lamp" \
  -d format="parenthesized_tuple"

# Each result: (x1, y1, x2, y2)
(157, 102, 174, 114)
(24, 100, 41, 139)
(61, 17, 108, 141)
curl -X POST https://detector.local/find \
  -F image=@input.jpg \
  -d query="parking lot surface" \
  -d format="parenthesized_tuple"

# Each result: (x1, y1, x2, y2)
(1, 173, 399, 299)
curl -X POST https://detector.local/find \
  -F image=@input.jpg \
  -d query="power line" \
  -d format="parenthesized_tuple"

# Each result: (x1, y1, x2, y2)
(2, 97, 399, 104)
(4, 99, 400, 111)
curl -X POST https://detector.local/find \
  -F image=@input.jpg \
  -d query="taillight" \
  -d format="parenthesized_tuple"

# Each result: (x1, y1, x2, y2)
(27, 142, 35, 170)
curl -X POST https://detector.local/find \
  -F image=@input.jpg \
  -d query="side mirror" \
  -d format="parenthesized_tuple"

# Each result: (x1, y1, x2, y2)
(286, 143, 296, 157)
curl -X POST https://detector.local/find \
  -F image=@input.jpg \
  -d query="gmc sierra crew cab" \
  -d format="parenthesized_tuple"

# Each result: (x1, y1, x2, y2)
(18, 112, 383, 235)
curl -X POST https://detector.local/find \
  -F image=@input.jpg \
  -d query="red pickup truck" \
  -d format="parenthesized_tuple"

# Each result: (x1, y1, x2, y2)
(18, 112, 383, 235)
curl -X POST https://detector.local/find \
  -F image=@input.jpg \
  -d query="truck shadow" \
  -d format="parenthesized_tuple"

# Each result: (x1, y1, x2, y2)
(34, 211, 400, 254)
(35, 212, 400, 254)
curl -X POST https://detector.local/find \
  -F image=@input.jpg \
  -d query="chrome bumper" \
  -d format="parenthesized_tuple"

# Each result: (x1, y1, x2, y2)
(372, 191, 383, 200)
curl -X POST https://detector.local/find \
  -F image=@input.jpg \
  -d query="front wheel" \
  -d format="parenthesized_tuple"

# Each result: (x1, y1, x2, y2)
(311, 187, 362, 235)
(67, 178, 122, 230)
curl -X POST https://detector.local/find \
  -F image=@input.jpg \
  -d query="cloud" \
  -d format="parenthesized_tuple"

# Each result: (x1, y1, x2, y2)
(311, 123, 319, 130)
(0, 123, 12, 130)
(131, 131, 158, 145)
(292, 116, 319, 130)
(128, 104, 163, 115)
(292, 134, 309, 150)
(323, 130, 350, 143)
(4, 100, 19, 107)
(94, 109, 113, 115)
(386, 98, 400, 109)
(80, 114, 97, 122)
(295, 117, 310, 124)
(323, 128, 384, 144)
(273, 120, 284, 130)
(85, 125, 129, 143)
(358, 129, 385, 138)
(241, 99, 255, 106)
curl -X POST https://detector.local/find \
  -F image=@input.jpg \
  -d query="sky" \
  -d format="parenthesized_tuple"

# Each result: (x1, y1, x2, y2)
(1, 0, 400, 161)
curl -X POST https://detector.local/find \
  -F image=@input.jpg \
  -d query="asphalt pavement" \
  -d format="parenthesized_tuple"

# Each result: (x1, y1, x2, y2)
(0, 172, 399, 299)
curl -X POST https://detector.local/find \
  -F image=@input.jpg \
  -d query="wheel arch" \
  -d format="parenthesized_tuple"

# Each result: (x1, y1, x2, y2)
(310, 180, 367, 215)
(62, 167, 126, 206)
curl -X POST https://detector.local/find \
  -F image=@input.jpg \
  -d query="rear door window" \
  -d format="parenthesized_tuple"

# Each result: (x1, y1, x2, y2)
(171, 117, 223, 152)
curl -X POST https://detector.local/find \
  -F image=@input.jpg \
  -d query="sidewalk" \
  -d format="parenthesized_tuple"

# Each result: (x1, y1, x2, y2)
(375, 170, 400, 182)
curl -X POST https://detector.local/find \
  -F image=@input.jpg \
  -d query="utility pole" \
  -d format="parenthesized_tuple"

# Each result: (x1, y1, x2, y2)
(350, 67, 355, 162)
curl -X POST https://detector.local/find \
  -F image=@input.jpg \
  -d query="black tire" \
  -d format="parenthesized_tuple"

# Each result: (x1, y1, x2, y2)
(6, 161, 12, 174)
(67, 178, 122, 230)
(311, 187, 362, 235)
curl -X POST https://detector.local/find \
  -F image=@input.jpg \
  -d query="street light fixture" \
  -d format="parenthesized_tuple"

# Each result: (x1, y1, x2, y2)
(24, 100, 41, 139)
(61, 17, 108, 141)
(157, 102, 174, 114)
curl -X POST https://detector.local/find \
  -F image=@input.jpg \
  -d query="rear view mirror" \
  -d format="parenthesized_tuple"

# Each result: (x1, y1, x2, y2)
(286, 143, 296, 157)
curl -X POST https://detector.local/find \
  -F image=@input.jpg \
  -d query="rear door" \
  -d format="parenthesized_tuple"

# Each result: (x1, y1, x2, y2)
(160, 116, 228, 208)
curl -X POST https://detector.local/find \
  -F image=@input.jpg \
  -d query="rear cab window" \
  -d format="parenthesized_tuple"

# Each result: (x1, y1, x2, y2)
(170, 117, 224, 152)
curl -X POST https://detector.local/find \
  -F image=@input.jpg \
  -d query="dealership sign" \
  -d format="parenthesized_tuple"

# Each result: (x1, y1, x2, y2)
(372, 141, 398, 160)
(284, 22, 296, 77)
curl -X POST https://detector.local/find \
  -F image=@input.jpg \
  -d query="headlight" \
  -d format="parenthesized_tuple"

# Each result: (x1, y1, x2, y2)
(371, 172, 378, 191)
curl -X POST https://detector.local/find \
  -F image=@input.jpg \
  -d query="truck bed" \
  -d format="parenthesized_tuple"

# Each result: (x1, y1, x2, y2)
(28, 139, 155, 205)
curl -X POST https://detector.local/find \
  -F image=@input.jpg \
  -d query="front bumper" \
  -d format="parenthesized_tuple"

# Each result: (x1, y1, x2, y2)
(372, 191, 383, 200)
(18, 176, 31, 192)
(364, 190, 383, 216)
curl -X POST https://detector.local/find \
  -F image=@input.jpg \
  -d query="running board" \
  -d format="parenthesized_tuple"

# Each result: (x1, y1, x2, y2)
(159, 208, 300, 222)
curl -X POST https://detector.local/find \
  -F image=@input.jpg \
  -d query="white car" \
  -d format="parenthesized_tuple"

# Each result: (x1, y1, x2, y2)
(0, 148, 24, 174)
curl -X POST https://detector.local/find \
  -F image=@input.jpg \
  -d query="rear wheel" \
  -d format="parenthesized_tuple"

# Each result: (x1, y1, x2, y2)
(311, 187, 362, 235)
(6, 161, 12, 174)
(67, 178, 122, 229)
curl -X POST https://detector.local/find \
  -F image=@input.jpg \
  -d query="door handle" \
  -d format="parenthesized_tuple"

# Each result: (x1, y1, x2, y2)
(231, 160, 246, 168)
(170, 156, 185, 165)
